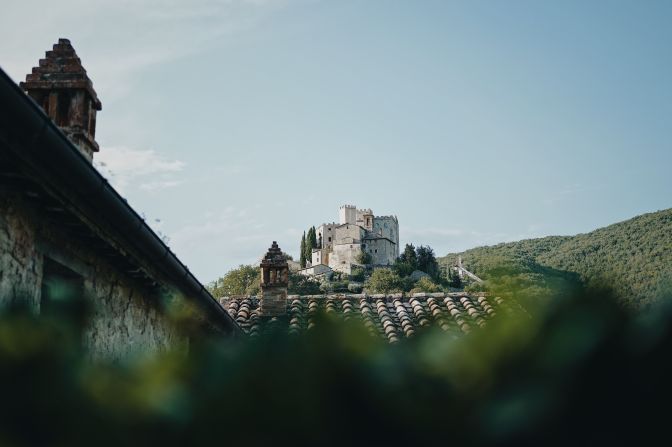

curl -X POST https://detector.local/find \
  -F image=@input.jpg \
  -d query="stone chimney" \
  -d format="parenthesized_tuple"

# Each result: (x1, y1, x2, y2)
(20, 38, 102, 162)
(259, 241, 289, 316)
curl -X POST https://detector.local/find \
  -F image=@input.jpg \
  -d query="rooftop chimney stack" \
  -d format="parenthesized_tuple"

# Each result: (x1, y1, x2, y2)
(20, 38, 102, 162)
(259, 241, 289, 316)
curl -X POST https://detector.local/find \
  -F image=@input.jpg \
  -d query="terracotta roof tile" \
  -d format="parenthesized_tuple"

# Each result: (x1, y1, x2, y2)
(220, 293, 518, 342)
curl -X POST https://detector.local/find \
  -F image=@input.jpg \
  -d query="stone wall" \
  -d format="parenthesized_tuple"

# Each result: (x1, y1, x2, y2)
(364, 237, 396, 266)
(0, 188, 187, 359)
(372, 216, 399, 257)
(330, 242, 363, 274)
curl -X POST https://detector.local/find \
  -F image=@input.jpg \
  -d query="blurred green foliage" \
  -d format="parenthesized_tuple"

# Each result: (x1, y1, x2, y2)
(1, 283, 672, 446)
(440, 208, 672, 308)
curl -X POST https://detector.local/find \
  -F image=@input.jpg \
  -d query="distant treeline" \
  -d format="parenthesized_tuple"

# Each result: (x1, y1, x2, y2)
(440, 208, 672, 308)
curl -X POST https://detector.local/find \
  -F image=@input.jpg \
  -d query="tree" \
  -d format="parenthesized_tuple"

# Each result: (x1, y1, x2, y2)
(416, 245, 439, 279)
(304, 227, 317, 266)
(208, 265, 260, 297)
(365, 269, 404, 294)
(449, 267, 463, 289)
(399, 244, 417, 267)
(300, 232, 307, 268)
(394, 243, 418, 277)
(288, 271, 321, 295)
(308, 226, 318, 250)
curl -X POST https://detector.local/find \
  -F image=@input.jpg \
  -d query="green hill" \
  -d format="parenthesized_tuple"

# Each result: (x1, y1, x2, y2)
(439, 209, 672, 308)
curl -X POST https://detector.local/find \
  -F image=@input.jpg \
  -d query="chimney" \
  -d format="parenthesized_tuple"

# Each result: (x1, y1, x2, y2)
(20, 38, 102, 162)
(259, 241, 289, 316)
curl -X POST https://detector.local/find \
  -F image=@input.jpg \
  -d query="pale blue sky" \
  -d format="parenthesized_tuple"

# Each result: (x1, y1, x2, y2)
(2, 0, 671, 282)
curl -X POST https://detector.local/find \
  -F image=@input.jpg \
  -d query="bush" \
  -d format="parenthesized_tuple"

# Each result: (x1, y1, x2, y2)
(349, 267, 366, 282)
(347, 283, 363, 293)
(410, 277, 441, 294)
(365, 268, 404, 294)
(288, 271, 321, 295)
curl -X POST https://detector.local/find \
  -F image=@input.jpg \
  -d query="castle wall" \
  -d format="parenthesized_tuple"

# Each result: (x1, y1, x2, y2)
(317, 223, 337, 250)
(0, 188, 188, 360)
(311, 247, 330, 267)
(364, 237, 396, 266)
(356, 209, 374, 230)
(333, 224, 365, 244)
(373, 216, 400, 258)
(329, 242, 364, 274)
(339, 206, 356, 225)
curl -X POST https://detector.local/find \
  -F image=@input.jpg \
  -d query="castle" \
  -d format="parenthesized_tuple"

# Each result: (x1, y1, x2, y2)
(303, 205, 399, 275)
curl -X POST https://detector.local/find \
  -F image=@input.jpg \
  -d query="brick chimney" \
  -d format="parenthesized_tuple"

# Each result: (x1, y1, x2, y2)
(20, 38, 102, 162)
(259, 241, 289, 316)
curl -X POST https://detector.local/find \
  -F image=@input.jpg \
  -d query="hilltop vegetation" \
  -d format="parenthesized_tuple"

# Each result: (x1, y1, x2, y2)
(440, 209, 672, 308)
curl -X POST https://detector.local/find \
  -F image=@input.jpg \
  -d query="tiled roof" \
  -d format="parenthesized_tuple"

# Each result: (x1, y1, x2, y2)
(220, 293, 523, 342)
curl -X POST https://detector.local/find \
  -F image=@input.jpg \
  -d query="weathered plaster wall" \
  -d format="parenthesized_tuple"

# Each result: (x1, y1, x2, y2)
(0, 192, 42, 310)
(0, 188, 187, 359)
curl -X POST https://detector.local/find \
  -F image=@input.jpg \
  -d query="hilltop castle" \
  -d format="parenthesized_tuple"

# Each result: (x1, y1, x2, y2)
(303, 205, 399, 276)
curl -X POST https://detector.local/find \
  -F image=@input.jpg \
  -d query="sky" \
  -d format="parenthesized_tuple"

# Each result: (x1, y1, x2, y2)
(1, 0, 671, 283)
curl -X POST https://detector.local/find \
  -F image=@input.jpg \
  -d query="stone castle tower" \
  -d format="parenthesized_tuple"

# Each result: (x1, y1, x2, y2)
(259, 241, 289, 316)
(20, 38, 102, 162)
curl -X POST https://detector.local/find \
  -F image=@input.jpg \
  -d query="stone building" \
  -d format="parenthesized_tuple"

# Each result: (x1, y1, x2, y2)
(0, 39, 239, 359)
(305, 205, 399, 275)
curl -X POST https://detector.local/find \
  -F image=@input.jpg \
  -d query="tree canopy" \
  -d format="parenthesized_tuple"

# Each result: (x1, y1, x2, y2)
(365, 269, 404, 294)
(439, 208, 672, 308)
(208, 265, 260, 297)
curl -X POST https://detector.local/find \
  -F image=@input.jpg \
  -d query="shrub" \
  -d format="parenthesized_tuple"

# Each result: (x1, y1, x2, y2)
(347, 283, 363, 293)
(410, 277, 441, 294)
(365, 269, 404, 294)
(349, 267, 366, 282)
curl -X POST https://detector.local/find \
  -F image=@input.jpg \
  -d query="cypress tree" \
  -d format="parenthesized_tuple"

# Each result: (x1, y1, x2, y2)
(305, 227, 315, 265)
(308, 226, 318, 249)
(300, 232, 307, 268)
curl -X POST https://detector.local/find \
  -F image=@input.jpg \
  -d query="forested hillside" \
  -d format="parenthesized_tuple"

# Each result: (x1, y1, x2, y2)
(440, 209, 672, 308)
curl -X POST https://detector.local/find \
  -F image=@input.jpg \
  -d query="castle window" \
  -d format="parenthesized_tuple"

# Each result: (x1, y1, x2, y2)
(328, 237, 331, 242)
